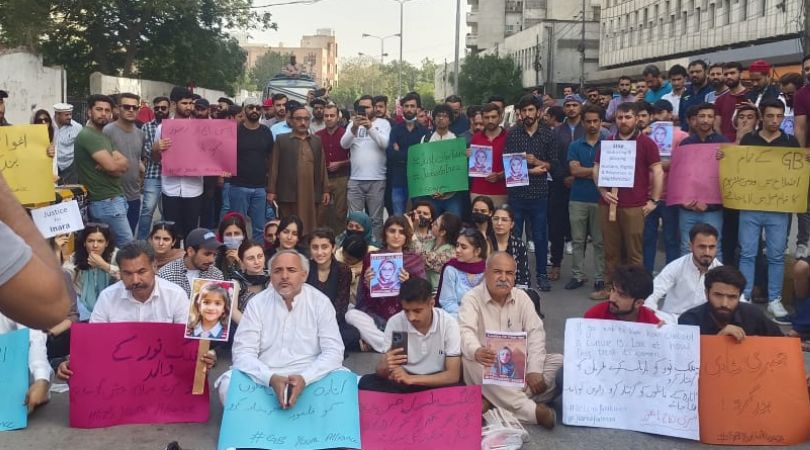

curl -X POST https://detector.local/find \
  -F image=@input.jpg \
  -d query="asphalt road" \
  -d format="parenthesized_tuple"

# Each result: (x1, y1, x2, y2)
(3, 242, 809, 450)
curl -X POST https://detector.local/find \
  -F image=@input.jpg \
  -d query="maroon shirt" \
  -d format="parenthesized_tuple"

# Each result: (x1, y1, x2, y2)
(794, 84, 810, 145)
(595, 131, 661, 208)
(714, 88, 749, 142)
(316, 126, 349, 178)
(584, 302, 661, 324)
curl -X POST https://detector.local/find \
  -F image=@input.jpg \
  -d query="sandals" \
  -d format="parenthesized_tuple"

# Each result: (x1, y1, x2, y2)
(548, 266, 561, 281)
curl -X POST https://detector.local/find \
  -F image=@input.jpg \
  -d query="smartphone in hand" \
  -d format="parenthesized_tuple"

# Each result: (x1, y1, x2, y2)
(391, 331, 408, 359)
(282, 383, 293, 407)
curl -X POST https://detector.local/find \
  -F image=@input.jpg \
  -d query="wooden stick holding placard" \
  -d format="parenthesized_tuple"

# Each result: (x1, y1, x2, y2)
(609, 188, 618, 222)
(192, 339, 210, 395)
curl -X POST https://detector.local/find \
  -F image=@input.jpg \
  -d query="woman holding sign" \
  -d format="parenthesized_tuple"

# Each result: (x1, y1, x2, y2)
(346, 216, 426, 352)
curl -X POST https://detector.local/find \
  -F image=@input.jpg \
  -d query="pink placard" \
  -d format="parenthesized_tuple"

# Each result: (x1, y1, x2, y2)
(68, 322, 210, 428)
(160, 119, 237, 176)
(359, 385, 482, 450)
(666, 143, 723, 206)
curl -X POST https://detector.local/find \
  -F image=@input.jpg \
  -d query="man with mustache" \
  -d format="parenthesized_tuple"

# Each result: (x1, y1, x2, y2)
(713, 62, 750, 142)
(459, 252, 562, 429)
(679, 265, 782, 341)
(385, 92, 429, 216)
(584, 265, 660, 324)
(158, 228, 225, 296)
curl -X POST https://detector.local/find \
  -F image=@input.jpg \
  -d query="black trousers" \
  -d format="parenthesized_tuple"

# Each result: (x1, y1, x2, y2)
(722, 208, 740, 267)
(358, 374, 445, 394)
(549, 190, 571, 267)
(162, 194, 202, 240)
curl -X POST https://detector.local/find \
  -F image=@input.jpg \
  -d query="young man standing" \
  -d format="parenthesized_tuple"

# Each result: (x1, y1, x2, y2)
(642, 65, 672, 104)
(359, 277, 461, 393)
(137, 96, 170, 240)
(469, 103, 508, 208)
(316, 104, 350, 233)
(678, 60, 712, 131)
(714, 62, 749, 142)
(386, 92, 430, 216)
(103, 92, 144, 235)
(704, 63, 729, 104)
(660, 64, 687, 123)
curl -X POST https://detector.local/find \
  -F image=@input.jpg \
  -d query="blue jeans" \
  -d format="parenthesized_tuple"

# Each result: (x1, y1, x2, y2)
(738, 211, 789, 301)
(509, 196, 548, 279)
(642, 201, 680, 273)
(219, 182, 231, 224)
(229, 185, 267, 240)
(127, 199, 140, 235)
(391, 186, 408, 216)
(89, 195, 133, 247)
(136, 178, 162, 240)
(679, 208, 724, 261)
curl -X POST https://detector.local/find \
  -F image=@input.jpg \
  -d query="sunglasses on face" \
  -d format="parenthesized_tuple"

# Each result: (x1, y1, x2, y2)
(85, 222, 110, 229)
(119, 104, 138, 111)
(155, 106, 169, 112)
(36, 117, 51, 123)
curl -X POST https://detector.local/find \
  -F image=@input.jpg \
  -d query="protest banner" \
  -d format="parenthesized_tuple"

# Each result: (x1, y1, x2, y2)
(563, 318, 700, 440)
(699, 336, 810, 446)
(160, 119, 237, 177)
(407, 138, 468, 198)
(30, 199, 84, 238)
(0, 124, 55, 204)
(469, 145, 493, 177)
(370, 253, 403, 298)
(503, 153, 529, 187)
(69, 323, 210, 428)
(219, 369, 361, 450)
(719, 144, 810, 213)
(597, 141, 636, 188)
(483, 331, 527, 388)
(0, 329, 29, 431)
(666, 143, 723, 207)
(359, 385, 481, 450)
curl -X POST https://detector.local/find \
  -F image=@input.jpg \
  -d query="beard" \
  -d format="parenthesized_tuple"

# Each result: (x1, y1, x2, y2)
(92, 116, 109, 128)
(522, 116, 536, 127)
(403, 111, 417, 121)
(247, 111, 261, 122)
(725, 78, 740, 89)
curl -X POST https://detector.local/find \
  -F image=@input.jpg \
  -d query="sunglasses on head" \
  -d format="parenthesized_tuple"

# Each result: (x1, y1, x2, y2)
(119, 104, 138, 111)
(153, 220, 176, 227)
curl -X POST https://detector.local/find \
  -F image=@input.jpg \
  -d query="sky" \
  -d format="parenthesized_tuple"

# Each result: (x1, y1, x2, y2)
(244, 0, 467, 66)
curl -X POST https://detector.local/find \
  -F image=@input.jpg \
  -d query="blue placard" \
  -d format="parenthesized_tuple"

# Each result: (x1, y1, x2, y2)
(0, 328, 30, 431)
(218, 369, 361, 450)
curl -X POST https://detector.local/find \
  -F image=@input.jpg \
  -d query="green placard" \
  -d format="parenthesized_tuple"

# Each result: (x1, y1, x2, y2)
(407, 138, 468, 198)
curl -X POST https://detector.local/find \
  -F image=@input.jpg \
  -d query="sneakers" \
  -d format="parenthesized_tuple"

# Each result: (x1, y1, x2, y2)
(527, 241, 535, 253)
(589, 281, 610, 301)
(767, 299, 791, 325)
(565, 241, 573, 255)
(564, 278, 586, 290)
(797, 244, 808, 259)
(537, 275, 551, 292)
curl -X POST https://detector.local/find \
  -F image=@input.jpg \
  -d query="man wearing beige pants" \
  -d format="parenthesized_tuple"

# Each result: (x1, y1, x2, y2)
(593, 102, 663, 286)
(460, 252, 562, 429)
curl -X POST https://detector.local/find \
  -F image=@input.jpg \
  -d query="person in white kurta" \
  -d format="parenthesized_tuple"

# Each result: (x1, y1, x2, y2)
(216, 250, 345, 406)
(0, 314, 52, 413)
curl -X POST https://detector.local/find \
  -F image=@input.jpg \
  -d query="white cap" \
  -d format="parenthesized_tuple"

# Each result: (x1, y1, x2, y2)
(53, 103, 73, 113)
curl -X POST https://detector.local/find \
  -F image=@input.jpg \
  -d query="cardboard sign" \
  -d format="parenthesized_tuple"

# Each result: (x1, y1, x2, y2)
(563, 319, 700, 440)
(719, 144, 810, 213)
(597, 141, 637, 188)
(407, 138, 468, 198)
(699, 336, 810, 445)
(68, 323, 210, 428)
(483, 331, 527, 388)
(469, 145, 493, 177)
(666, 143, 723, 206)
(0, 124, 55, 204)
(0, 329, 29, 431)
(369, 253, 403, 298)
(30, 199, 84, 238)
(359, 385, 482, 450)
(219, 369, 361, 450)
(160, 119, 237, 177)
(503, 153, 529, 187)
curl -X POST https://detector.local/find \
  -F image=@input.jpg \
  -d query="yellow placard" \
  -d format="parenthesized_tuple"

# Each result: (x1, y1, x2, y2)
(0, 124, 55, 204)
(718, 144, 810, 213)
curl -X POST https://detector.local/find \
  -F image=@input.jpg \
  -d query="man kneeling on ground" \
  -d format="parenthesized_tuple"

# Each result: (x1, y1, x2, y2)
(359, 277, 461, 393)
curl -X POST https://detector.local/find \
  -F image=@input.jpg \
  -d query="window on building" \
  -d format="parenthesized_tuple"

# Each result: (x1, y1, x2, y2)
(723, 0, 730, 24)
(760, 0, 766, 16)
(709, 3, 715, 27)
(671, 14, 676, 36)
(741, 0, 748, 20)
(695, 7, 701, 31)
(682, 11, 688, 34)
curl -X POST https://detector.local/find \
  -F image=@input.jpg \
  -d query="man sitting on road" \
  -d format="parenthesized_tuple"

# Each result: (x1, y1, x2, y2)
(584, 265, 660, 324)
(459, 252, 562, 429)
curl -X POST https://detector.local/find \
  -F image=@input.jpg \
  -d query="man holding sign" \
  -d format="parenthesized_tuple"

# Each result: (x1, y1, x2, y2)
(594, 102, 663, 289)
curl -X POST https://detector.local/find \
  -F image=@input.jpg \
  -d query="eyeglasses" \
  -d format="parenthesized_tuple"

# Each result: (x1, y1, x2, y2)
(119, 104, 138, 111)
(85, 222, 110, 229)
(155, 106, 169, 112)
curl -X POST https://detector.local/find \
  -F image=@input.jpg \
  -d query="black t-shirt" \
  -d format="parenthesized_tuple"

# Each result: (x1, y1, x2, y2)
(678, 302, 783, 337)
(231, 124, 274, 188)
(739, 130, 800, 148)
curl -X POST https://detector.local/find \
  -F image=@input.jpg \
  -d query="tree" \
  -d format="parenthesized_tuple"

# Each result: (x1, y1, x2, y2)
(249, 51, 289, 91)
(457, 54, 523, 105)
(0, 0, 275, 96)
(330, 57, 437, 110)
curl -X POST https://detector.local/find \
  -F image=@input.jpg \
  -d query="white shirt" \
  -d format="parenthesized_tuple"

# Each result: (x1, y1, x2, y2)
(230, 283, 344, 386)
(90, 276, 190, 324)
(340, 118, 391, 181)
(0, 313, 51, 382)
(54, 119, 83, 170)
(661, 91, 684, 119)
(383, 308, 460, 376)
(185, 269, 200, 289)
(644, 253, 722, 317)
(155, 124, 204, 198)
(427, 130, 456, 142)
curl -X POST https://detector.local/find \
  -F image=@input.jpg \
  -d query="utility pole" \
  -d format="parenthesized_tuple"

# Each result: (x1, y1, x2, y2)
(579, 0, 586, 91)
(398, 0, 404, 98)
(534, 33, 541, 88)
(805, 1, 810, 56)
(453, 0, 461, 95)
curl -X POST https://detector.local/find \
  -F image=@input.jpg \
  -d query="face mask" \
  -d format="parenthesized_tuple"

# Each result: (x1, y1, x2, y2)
(418, 217, 431, 228)
(471, 212, 489, 224)
(223, 236, 244, 250)
(346, 229, 364, 238)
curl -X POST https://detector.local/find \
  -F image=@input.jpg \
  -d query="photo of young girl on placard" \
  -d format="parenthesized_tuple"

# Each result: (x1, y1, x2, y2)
(185, 279, 235, 341)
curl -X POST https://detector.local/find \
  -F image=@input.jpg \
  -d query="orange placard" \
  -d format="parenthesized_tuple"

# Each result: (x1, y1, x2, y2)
(699, 336, 810, 446)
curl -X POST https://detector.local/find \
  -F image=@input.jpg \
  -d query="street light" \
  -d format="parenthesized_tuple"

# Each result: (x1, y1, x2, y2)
(361, 33, 400, 65)
(391, 0, 419, 99)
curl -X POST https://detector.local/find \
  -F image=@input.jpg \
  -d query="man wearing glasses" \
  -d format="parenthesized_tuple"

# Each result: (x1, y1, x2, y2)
(103, 92, 145, 235)
(267, 104, 330, 234)
(136, 96, 170, 240)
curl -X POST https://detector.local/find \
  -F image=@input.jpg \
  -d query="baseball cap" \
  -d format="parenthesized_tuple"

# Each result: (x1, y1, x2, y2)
(563, 95, 583, 105)
(185, 228, 224, 250)
(749, 60, 771, 75)
(262, 98, 274, 108)
(653, 99, 673, 113)
(194, 98, 210, 109)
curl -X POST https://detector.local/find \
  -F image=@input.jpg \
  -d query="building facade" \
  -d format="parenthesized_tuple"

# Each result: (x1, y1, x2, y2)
(240, 29, 339, 88)
(466, 0, 549, 53)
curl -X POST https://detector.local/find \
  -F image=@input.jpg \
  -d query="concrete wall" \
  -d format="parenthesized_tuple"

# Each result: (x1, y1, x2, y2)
(0, 50, 65, 125)
(89, 72, 258, 104)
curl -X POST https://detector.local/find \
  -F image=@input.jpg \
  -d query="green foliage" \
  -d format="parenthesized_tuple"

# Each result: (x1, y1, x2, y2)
(458, 54, 523, 105)
(330, 56, 437, 110)
(0, 0, 275, 96)
(249, 51, 290, 91)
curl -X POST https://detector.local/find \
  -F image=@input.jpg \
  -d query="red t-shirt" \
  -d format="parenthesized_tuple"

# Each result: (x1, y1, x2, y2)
(469, 128, 508, 196)
(595, 132, 661, 208)
(584, 302, 661, 324)
(793, 84, 810, 144)
(714, 88, 749, 142)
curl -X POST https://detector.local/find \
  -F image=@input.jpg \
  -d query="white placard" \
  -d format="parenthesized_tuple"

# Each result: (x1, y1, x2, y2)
(597, 141, 636, 188)
(562, 318, 700, 440)
(30, 200, 84, 238)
